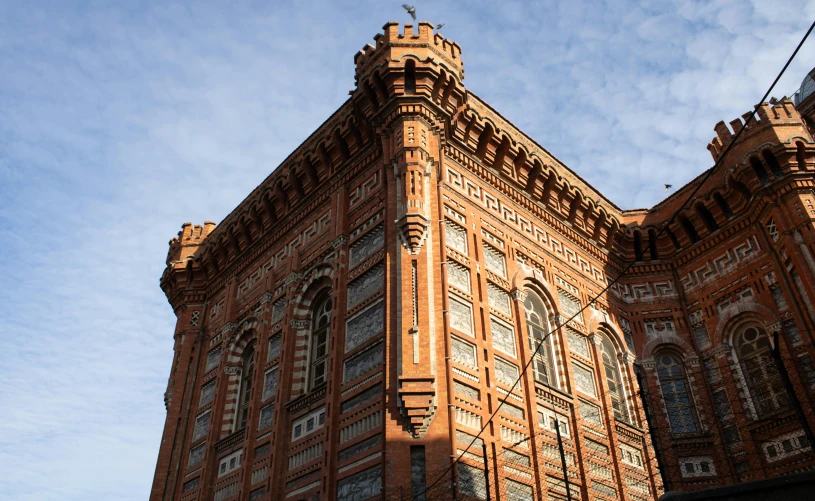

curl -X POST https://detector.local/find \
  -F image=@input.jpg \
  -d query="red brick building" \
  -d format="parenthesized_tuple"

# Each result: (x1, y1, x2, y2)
(150, 22, 815, 501)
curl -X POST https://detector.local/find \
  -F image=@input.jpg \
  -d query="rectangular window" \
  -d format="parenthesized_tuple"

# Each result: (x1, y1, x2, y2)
(343, 342, 384, 383)
(566, 328, 590, 359)
(258, 403, 274, 430)
(345, 300, 385, 352)
(341, 384, 382, 414)
(183, 477, 200, 492)
(199, 380, 216, 407)
(538, 406, 570, 437)
(452, 336, 478, 368)
(193, 411, 210, 441)
(218, 449, 243, 477)
(254, 442, 270, 457)
(189, 443, 205, 467)
(449, 295, 474, 337)
(447, 260, 471, 294)
(506, 479, 533, 501)
(349, 224, 385, 268)
(411, 446, 426, 501)
(337, 464, 383, 501)
(292, 407, 326, 441)
(579, 399, 603, 428)
(572, 362, 597, 398)
(267, 334, 281, 362)
(557, 288, 582, 323)
(494, 356, 520, 388)
(584, 438, 609, 455)
(490, 316, 517, 357)
(445, 220, 468, 254)
(503, 448, 531, 466)
(487, 283, 511, 317)
(620, 444, 644, 469)
(338, 434, 381, 462)
(483, 243, 506, 278)
(458, 463, 486, 500)
(262, 367, 279, 401)
(205, 347, 221, 373)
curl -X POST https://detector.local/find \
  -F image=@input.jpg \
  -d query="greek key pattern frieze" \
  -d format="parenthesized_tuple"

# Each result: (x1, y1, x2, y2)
(446, 165, 606, 283)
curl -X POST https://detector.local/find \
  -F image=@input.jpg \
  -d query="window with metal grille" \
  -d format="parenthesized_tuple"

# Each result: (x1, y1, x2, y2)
(310, 293, 332, 389)
(656, 352, 698, 434)
(735, 325, 788, 418)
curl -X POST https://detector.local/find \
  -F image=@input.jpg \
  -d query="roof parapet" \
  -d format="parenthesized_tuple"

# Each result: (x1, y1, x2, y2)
(354, 21, 463, 84)
(707, 98, 802, 162)
(166, 221, 216, 267)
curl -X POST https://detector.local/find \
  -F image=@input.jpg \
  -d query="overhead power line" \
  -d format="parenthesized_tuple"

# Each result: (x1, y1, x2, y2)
(413, 16, 815, 501)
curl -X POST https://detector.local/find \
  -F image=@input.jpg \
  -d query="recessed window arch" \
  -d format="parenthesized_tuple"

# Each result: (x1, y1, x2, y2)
(733, 323, 788, 418)
(237, 343, 256, 431)
(599, 334, 629, 423)
(309, 291, 333, 390)
(404, 59, 416, 94)
(655, 351, 698, 434)
(523, 288, 558, 388)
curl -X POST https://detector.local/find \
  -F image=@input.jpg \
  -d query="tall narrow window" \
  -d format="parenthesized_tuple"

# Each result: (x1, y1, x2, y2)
(238, 345, 255, 431)
(524, 290, 556, 387)
(600, 335, 629, 423)
(411, 446, 426, 501)
(735, 325, 788, 418)
(656, 352, 698, 434)
(404, 59, 416, 95)
(310, 293, 332, 389)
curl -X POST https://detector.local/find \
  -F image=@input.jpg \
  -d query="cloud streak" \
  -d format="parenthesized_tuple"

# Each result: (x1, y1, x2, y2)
(1, 1, 813, 499)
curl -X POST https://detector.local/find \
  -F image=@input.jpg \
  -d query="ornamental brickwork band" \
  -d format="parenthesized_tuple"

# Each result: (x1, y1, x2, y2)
(152, 21, 815, 501)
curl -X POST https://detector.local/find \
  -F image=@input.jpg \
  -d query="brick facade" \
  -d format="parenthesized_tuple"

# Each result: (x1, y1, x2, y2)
(150, 22, 815, 501)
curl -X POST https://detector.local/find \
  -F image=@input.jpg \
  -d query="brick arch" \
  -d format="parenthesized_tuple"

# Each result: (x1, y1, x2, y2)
(713, 301, 778, 347)
(220, 316, 260, 436)
(288, 264, 336, 396)
(586, 315, 634, 357)
(641, 333, 695, 362)
(510, 263, 558, 322)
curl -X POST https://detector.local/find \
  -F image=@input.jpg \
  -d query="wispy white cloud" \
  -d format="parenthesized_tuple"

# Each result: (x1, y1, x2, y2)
(1, 1, 813, 499)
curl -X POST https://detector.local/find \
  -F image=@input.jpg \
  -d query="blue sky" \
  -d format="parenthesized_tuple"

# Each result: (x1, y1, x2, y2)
(1, 1, 814, 499)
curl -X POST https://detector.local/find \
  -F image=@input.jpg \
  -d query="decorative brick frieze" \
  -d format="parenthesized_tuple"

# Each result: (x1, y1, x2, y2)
(152, 21, 815, 501)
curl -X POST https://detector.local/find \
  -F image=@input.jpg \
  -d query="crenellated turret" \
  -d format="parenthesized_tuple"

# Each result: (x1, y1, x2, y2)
(352, 22, 466, 119)
(166, 221, 217, 267)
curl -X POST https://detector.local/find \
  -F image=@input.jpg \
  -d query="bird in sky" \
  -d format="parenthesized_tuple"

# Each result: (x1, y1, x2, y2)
(436, 23, 446, 30)
(664, 184, 673, 191)
(403, 4, 416, 20)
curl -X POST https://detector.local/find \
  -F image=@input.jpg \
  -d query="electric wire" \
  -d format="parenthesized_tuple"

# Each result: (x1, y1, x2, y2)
(408, 17, 815, 501)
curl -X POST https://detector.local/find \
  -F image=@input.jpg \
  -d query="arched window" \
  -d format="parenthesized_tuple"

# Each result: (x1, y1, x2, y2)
(524, 290, 556, 387)
(309, 293, 332, 389)
(655, 352, 698, 434)
(237, 345, 256, 431)
(600, 335, 629, 423)
(404, 59, 416, 95)
(735, 325, 788, 418)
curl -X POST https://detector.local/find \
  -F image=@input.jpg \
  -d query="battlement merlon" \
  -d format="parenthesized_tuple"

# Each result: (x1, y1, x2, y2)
(707, 98, 807, 162)
(354, 22, 464, 85)
(165, 221, 217, 267)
